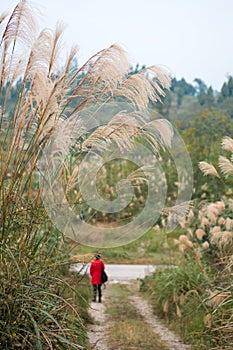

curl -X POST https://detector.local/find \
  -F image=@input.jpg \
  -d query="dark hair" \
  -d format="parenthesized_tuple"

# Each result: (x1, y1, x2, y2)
(95, 253, 101, 259)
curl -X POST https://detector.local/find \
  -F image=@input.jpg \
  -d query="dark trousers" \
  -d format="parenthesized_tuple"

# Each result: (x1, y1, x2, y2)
(93, 284, 102, 302)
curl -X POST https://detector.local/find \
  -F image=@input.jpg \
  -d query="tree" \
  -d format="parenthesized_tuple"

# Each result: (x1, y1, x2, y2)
(194, 78, 207, 95)
(171, 77, 196, 107)
(205, 86, 215, 107)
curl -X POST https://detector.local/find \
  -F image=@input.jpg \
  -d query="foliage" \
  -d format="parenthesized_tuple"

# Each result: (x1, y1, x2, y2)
(150, 74, 233, 122)
(0, 1, 93, 347)
(142, 136, 233, 349)
(68, 227, 180, 265)
(0, 0, 174, 348)
(140, 260, 213, 348)
(175, 111, 233, 200)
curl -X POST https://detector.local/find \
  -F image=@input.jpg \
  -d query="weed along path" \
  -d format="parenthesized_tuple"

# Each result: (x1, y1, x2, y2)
(84, 265, 192, 350)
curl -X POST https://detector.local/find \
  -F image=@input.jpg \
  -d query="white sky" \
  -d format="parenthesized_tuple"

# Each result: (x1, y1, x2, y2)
(2, 0, 233, 90)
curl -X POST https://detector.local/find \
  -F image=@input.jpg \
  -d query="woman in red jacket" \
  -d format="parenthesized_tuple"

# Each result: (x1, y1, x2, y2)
(90, 253, 105, 302)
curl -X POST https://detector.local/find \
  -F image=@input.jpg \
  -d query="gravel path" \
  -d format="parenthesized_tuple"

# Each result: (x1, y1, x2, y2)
(130, 294, 191, 350)
(87, 282, 192, 350)
(87, 287, 111, 350)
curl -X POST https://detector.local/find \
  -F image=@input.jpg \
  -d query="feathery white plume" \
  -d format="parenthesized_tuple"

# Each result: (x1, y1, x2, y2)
(221, 136, 233, 152)
(219, 156, 233, 177)
(199, 161, 220, 178)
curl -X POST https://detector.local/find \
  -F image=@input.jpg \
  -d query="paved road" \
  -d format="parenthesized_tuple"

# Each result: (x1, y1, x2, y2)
(70, 263, 164, 281)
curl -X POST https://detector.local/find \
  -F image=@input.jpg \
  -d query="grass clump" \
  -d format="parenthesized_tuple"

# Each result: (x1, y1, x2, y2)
(140, 258, 213, 349)
(141, 138, 233, 350)
(0, 0, 172, 347)
(0, 1, 92, 346)
(0, 224, 91, 349)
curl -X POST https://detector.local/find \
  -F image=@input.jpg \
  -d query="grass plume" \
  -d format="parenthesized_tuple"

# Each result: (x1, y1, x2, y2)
(0, 1, 172, 348)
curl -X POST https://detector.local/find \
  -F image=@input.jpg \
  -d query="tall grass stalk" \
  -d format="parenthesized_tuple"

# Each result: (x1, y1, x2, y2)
(141, 136, 233, 349)
(0, 1, 172, 348)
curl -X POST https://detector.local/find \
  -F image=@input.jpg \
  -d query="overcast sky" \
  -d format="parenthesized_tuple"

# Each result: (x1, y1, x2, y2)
(2, 0, 233, 91)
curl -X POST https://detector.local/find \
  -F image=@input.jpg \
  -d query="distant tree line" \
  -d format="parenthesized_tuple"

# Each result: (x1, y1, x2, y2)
(153, 73, 233, 119)
(2, 62, 233, 119)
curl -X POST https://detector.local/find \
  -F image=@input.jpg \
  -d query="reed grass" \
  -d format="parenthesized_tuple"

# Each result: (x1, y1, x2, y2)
(141, 136, 233, 349)
(0, 1, 172, 348)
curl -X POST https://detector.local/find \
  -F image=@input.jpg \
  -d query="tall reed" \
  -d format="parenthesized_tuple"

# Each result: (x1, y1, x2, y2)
(0, 1, 171, 348)
(142, 136, 233, 349)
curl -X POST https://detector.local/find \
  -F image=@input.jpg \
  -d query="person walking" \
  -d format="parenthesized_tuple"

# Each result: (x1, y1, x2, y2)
(90, 253, 105, 303)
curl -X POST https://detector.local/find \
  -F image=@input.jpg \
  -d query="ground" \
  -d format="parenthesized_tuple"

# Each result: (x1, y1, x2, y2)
(87, 281, 192, 350)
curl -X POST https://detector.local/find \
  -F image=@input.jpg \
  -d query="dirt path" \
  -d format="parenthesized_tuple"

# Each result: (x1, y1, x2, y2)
(130, 294, 191, 350)
(87, 281, 191, 350)
(87, 286, 111, 350)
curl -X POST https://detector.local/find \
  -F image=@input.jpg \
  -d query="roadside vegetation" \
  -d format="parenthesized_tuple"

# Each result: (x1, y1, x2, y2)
(0, 1, 171, 348)
(2, 1, 233, 349)
(141, 137, 233, 350)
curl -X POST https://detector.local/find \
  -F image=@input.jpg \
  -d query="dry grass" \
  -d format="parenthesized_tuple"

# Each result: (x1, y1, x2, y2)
(199, 161, 220, 178)
(107, 320, 169, 350)
(0, 1, 174, 348)
(140, 135, 233, 350)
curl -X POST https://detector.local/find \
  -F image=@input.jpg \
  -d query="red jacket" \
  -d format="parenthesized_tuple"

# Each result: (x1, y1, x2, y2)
(90, 259, 105, 285)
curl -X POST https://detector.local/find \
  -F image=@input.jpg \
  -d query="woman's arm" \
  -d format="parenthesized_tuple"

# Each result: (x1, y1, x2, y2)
(90, 262, 94, 275)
